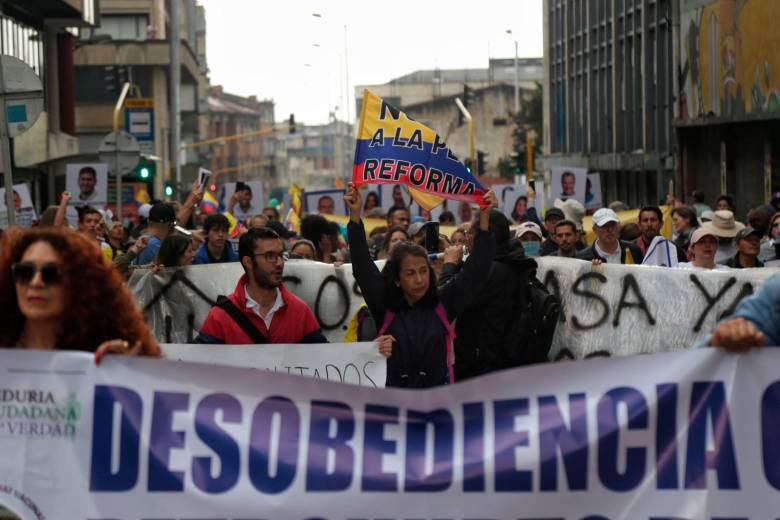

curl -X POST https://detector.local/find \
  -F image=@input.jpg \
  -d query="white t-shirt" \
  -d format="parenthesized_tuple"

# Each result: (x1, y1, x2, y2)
(676, 262, 730, 271)
(594, 241, 622, 264)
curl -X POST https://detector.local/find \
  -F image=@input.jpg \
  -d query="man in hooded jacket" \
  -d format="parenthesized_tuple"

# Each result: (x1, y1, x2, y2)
(439, 209, 543, 380)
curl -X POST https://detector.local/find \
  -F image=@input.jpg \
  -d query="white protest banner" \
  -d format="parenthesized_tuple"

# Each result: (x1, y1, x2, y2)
(161, 342, 386, 387)
(130, 259, 365, 344)
(130, 257, 778, 359)
(2, 347, 780, 519)
(534, 257, 779, 360)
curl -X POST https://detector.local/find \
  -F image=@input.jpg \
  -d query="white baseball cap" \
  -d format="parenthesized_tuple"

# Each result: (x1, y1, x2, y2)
(515, 221, 543, 240)
(592, 208, 619, 228)
(139, 203, 152, 219)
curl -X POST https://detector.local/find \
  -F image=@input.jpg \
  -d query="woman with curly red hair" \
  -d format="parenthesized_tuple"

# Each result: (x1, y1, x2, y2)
(0, 227, 159, 361)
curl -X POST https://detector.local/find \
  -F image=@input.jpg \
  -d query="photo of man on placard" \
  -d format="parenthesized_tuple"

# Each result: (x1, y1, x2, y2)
(66, 163, 108, 207)
(304, 189, 346, 216)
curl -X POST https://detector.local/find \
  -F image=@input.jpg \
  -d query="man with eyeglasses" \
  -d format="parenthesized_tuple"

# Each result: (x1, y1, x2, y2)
(195, 227, 327, 344)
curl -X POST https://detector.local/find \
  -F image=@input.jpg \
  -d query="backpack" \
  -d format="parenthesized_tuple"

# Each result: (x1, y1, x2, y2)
(501, 267, 560, 367)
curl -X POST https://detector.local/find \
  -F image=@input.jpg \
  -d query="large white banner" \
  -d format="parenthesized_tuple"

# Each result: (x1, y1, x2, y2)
(1, 348, 780, 519)
(130, 258, 778, 359)
(161, 342, 386, 387)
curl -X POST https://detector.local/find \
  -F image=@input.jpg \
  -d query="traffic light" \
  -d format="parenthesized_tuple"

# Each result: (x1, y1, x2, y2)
(289, 114, 296, 134)
(463, 84, 476, 107)
(164, 182, 175, 198)
(135, 161, 154, 181)
(104, 65, 128, 93)
(464, 158, 473, 173)
(476, 150, 487, 175)
(509, 151, 522, 175)
(458, 85, 476, 126)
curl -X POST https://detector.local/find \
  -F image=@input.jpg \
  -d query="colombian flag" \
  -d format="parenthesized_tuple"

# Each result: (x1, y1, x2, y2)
(200, 191, 219, 215)
(353, 90, 486, 210)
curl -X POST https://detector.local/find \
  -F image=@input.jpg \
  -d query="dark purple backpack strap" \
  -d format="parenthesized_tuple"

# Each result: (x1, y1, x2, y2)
(377, 310, 396, 337)
(434, 303, 457, 384)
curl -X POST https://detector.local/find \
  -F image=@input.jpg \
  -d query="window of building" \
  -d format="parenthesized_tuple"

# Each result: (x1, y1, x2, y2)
(82, 14, 149, 42)
(493, 118, 508, 127)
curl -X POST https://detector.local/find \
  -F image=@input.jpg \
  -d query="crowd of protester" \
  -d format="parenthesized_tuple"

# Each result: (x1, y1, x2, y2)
(0, 180, 778, 385)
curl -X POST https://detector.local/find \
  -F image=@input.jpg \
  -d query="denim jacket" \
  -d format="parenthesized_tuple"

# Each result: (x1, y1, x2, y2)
(709, 274, 780, 347)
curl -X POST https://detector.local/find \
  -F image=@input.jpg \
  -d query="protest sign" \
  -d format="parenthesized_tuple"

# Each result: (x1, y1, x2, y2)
(353, 89, 485, 210)
(65, 163, 108, 207)
(535, 257, 778, 359)
(161, 342, 386, 387)
(220, 181, 263, 221)
(131, 258, 778, 359)
(2, 347, 780, 519)
(550, 166, 587, 205)
(0, 183, 36, 227)
(586, 172, 603, 210)
(304, 188, 347, 216)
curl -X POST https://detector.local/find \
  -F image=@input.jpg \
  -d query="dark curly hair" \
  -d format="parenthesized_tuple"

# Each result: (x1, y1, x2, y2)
(0, 227, 160, 355)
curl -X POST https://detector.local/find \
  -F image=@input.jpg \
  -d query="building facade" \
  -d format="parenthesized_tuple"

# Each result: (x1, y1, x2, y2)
(402, 83, 527, 177)
(542, 0, 675, 208)
(676, 0, 780, 216)
(73, 0, 209, 203)
(273, 119, 353, 189)
(354, 58, 543, 116)
(207, 85, 275, 184)
(0, 0, 99, 211)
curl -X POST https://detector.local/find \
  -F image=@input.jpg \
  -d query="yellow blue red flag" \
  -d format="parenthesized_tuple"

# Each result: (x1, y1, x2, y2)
(352, 90, 486, 210)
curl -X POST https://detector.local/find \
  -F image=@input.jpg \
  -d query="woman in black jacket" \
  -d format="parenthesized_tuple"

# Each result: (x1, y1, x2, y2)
(344, 184, 496, 388)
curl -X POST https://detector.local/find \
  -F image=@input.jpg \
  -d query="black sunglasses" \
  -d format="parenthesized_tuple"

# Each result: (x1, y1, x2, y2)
(11, 262, 63, 285)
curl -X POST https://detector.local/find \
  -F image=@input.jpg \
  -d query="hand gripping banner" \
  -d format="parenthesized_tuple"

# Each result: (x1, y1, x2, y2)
(353, 89, 486, 210)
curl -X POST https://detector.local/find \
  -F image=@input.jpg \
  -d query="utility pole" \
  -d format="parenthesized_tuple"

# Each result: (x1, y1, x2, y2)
(170, 0, 182, 193)
(513, 40, 519, 114)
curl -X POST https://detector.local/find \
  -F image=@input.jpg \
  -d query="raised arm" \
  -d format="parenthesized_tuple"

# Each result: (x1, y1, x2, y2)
(54, 191, 71, 227)
(177, 181, 204, 226)
(345, 184, 388, 320)
(439, 190, 497, 319)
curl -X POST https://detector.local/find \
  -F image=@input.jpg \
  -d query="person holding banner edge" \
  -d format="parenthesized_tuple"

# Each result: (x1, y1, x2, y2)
(345, 184, 497, 388)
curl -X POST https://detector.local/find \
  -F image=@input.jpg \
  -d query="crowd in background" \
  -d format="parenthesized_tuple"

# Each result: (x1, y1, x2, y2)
(0, 179, 779, 387)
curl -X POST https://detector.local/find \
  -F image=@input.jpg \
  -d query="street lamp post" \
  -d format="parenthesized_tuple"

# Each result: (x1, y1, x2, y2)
(506, 29, 519, 114)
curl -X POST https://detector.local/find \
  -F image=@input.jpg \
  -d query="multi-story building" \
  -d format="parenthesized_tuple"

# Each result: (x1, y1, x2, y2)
(0, 0, 99, 210)
(401, 83, 530, 177)
(73, 0, 209, 203)
(207, 85, 275, 184)
(542, 0, 675, 208)
(273, 119, 353, 189)
(355, 58, 543, 115)
(676, 0, 780, 214)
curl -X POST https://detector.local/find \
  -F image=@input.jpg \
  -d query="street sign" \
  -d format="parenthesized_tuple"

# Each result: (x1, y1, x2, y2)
(0, 55, 43, 138)
(125, 98, 155, 156)
(0, 55, 43, 226)
(98, 130, 141, 176)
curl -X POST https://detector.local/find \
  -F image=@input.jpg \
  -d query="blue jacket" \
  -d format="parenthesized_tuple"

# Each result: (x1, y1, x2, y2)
(721, 274, 780, 346)
(193, 242, 239, 264)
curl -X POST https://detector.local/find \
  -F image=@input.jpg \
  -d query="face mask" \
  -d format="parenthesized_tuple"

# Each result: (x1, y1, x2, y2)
(522, 241, 541, 257)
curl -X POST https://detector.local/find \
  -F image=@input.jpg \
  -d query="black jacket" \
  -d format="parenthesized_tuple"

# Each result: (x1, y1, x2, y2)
(576, 240, 643, 264)
(440, 240, 539, 380)
(348, 219, 495, 388)
(725, 253, 764, 269)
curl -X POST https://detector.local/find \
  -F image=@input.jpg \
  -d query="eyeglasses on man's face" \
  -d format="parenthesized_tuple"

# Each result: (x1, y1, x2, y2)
(254, 251, 289, 263)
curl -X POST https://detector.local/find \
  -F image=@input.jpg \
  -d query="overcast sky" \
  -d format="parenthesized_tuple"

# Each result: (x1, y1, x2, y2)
(199, 0, 543, 125)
